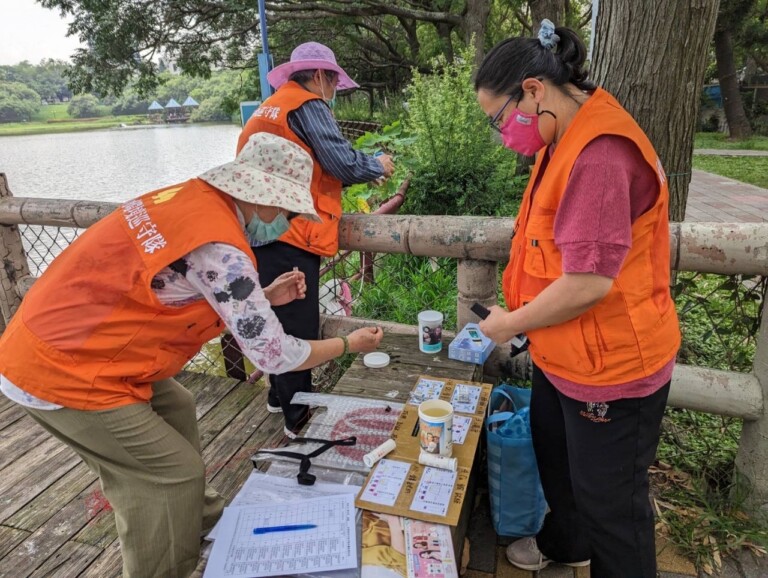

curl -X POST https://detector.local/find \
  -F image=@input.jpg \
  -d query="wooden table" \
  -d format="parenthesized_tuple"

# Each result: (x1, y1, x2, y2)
(332, 332, 485, 567)
(333, 333, 483, 402)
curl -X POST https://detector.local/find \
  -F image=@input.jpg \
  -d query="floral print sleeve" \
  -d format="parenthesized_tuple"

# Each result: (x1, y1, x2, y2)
(152, 242, 311, 374)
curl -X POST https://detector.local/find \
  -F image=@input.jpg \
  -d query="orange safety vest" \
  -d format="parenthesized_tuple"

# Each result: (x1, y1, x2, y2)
(502, 88, 680, 386)
(238, 81, 344, 257)
(0, 179, 256, 410)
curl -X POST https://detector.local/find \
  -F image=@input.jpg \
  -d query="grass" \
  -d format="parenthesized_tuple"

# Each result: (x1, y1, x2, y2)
(0, 114, 151, 137)
(695, 132, 768, 151)
(30, 103, 71, 122)
(692, 155, 768, 188)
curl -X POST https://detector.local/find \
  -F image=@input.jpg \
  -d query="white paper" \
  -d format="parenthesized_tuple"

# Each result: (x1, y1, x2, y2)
(203, 494, 358, 578)
(409, 467, 457, 517)
(359, 458, 411, 506)
(451, 415, 472, 445)
(450, 384, 482, 414)
(207, 471, 360, 541)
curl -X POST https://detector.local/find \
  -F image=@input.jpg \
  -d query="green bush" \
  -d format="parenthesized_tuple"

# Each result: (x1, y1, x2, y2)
(191, 96, 233, 122)
(402, 48, 523, 217)
(0, 81, 41, 122)
(67, 94, 103, 118)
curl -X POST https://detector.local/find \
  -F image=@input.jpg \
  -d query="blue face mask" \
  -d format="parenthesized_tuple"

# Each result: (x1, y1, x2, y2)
(246, 212, 290, 243)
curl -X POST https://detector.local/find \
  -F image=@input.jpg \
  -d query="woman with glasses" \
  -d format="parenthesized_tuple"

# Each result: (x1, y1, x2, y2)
(475, 21, 680, 578)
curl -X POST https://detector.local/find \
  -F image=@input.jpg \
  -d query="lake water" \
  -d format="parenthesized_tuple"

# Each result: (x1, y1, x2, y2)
(0, 123, 243, 203)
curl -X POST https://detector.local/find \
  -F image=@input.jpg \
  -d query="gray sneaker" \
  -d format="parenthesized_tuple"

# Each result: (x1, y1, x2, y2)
(505, 537, 590, 571)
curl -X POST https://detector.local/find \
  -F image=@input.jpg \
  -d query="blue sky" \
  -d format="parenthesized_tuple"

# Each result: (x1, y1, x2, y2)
(0, 0, 82, 65)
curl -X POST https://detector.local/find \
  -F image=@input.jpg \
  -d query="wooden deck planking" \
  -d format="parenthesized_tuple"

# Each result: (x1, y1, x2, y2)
(0, 341, 488, 578)
(0, 371, 290, 577)
(27, 541, 102, 578)
(0, 414, 52, 470)
(0, 439, 81, 522)
(0, 526, 30, 561)
(0, 403, 26, 432)
(6, 462, 95, 532)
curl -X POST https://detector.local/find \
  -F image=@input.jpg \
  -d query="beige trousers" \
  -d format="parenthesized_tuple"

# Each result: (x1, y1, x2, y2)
(25, 378, 225, 578)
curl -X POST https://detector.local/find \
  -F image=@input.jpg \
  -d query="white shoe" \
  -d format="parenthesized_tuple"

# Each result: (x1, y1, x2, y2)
(267, 402, 282, 413)
(505, 537, 590, 571)
(283, 426, 298, 439)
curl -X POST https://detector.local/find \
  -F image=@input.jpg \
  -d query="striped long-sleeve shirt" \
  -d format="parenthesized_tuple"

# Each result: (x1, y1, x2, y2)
(288, 99, 383, 186)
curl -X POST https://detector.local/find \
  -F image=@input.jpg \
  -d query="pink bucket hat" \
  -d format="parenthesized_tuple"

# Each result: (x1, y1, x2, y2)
(268, 42, 359, 91)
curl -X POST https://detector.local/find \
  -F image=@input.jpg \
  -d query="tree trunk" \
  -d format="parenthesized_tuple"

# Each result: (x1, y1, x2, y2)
(529, 0, 566, 30)
(591, 0, 720, 222)
(714, 27, 753, 139)
(464, 0, 491, 68)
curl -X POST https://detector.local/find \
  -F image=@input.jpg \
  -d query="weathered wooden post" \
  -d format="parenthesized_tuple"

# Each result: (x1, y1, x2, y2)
(456, 259, 497, 330)
(0, 174, 32, 330)
(735, 301, 768, 514)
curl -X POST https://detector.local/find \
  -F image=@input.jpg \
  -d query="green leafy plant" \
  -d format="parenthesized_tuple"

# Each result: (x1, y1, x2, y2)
(341, 121, 416, 213)
(351, 254, 458, 329)
(402, 46, 523, 217)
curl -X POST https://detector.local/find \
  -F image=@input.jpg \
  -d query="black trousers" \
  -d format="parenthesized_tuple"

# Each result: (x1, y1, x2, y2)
(252, 241, 321, 431)
(530, 364, 670, 578)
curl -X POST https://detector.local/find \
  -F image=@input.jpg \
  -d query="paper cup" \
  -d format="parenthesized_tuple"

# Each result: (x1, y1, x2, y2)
(418, 399, 453, 457)
(418, 310, 444, 353)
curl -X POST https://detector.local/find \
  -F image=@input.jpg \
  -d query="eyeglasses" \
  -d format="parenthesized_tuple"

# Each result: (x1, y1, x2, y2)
(489, 94, 518, 132)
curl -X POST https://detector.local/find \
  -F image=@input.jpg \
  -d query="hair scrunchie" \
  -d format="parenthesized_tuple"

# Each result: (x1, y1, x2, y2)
(538, 19, 560, 50)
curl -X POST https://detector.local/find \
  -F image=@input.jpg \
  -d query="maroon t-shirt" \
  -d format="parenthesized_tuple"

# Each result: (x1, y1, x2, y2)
(529, 135, 674, 402)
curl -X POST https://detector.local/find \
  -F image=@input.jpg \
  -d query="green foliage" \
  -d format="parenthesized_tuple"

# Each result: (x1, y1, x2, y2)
(0, 81, 41, 122)
(655, 273, 768, 570)
(674, 273, 764, 372)
(0, 60, 71, 101)
(334, 94, 375, 122)
(342, 121, 417, 212)
(67, 94, 103, 118)
(191, 96, 234, 122)
(111, 93, 151, 116)
(350, 255, 458, 329)
(402, 47, 523, 216)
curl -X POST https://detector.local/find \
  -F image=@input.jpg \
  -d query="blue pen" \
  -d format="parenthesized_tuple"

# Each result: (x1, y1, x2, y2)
(252, 523, 317, 535)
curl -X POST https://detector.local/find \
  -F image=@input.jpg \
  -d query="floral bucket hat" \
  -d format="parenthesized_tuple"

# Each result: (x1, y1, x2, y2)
(199, 133, 320, 222)
(268, 42, 359, 91)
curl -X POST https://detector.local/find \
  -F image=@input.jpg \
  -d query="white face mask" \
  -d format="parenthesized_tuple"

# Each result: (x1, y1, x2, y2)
(319, 73, 337, 109)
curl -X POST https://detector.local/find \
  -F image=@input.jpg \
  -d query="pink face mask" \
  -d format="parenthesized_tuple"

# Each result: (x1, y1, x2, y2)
(500, 109, 546, 156)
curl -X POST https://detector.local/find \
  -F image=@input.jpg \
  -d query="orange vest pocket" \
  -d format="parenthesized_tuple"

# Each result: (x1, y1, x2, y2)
(529, 311, 605, 377)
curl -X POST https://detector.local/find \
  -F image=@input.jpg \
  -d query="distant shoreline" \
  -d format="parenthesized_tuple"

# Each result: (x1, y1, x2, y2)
(0, 117, 237, 137)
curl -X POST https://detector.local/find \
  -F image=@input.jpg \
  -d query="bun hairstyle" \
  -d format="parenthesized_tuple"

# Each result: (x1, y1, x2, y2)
(475, 20, 596, 98)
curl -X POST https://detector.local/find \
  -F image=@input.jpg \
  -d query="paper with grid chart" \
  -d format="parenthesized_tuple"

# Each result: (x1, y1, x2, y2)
(203, 494, 357, 578)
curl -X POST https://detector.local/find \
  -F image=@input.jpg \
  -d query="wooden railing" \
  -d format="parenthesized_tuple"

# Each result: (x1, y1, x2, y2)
(0, 172, 766, 513)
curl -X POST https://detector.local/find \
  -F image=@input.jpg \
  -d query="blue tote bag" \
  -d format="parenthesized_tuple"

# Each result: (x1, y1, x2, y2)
(486, 384, 547, 537)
